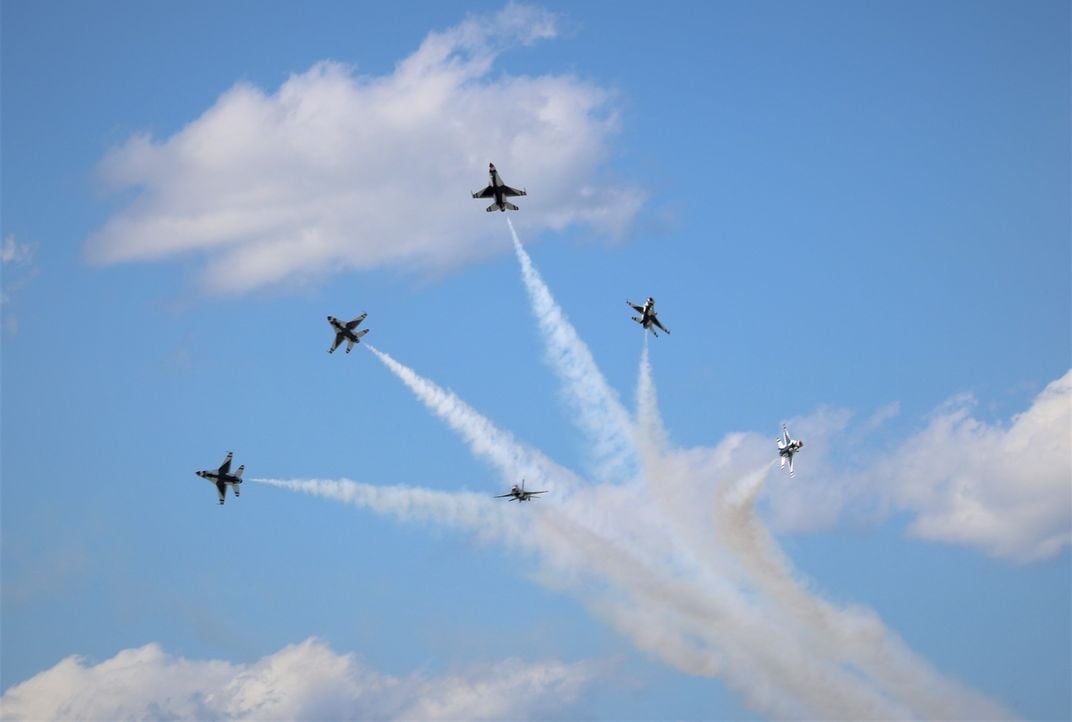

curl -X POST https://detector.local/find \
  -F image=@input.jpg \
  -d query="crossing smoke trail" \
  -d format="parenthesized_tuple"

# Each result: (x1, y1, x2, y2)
(714, 470, 1009, 721)
(507, 217, 637, 484)
(632, 350, 1011, 720)
(259, 231, 1015, 719)
(252, 477, 913, 718)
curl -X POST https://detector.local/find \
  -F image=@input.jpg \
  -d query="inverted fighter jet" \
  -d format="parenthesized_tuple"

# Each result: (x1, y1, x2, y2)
(776, 424, 805, 477)
(472, 163, 526, 212)
(196, 451, 245, 505)
(327, 313, 369, 354)
(627, 297, 670, 337)
(494, 479, 547, 502)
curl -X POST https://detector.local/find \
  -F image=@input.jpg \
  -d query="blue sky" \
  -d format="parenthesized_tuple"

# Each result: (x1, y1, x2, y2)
(2, 1, 1069, 719)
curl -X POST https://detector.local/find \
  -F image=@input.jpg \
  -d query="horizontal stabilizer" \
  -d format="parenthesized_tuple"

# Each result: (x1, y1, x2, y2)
(234, 465, 244, 479)
(504, 201, 519, 211)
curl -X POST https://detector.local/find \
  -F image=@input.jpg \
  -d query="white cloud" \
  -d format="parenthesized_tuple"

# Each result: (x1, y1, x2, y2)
(0, 639, 599, 722)
(763, 372, 1072, 563)
(1, 233, 38, 335)
(85, 4, 644, 294)
(1, 234, 34, 266)
(883, 371, 1072, 562)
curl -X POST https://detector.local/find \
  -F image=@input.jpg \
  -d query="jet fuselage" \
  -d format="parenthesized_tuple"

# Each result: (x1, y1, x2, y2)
(328, 316, 362, 345)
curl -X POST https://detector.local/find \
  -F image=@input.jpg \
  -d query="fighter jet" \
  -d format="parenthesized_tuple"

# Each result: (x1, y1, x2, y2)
(196, 451, 244, 505)
(776, 424, 805, 477)
(627, 297, 670, 337)
(494, 479, 548, 502)
(327, 313, 369, 354)
(472, 163, 526, 212)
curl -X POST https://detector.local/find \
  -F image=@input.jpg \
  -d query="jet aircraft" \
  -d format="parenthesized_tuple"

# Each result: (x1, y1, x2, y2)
(776, 424, 805, 477)
(327, 313, 369, 354)
(196, 451, 245, 505)
(627, 297, 670, 337)
(472, 163, 526, 212)
(494, 479, 548, 502)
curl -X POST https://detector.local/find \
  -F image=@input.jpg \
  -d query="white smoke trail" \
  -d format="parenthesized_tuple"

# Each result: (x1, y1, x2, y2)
(256, 466, 922, 719)
(253, 477, 530, 546)
(365, 344, 580, 494)
(714, 470, 1012, 721)
(634, 335, 668, 462)
(257, 241, 1017, 718)
(260, 449, 1014, 718)
(507, 217, 637, 484)
(535, 499, 917, 720)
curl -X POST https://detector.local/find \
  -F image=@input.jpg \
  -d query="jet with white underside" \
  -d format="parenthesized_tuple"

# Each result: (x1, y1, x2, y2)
(196, 451, 245, 505)
(472, 163, 526, 212)
(777, 425, 804, 477)
(328, 313, 369, 354)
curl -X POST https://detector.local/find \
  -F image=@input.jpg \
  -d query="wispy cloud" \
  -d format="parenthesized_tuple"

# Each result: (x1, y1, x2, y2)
(0, 639, 599, 721)
(1, 234, 34, 266)
(85, 4, 644, 294)
(1, 233, 39, 335)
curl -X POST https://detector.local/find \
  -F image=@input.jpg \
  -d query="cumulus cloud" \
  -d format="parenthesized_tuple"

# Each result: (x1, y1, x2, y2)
(85, 4, 644, 294)
(882, 371, 1072, 562)
(0, 639, 599, 722)
(762, 372, 1072, 563)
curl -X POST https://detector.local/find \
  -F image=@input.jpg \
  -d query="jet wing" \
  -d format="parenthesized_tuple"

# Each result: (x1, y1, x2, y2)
(782, 426, 791, 446)
(494, 492, 516, 498)
(217, 452, 233, 475)
(500, 185, 526, 197)
(651, 316, 670, 334)
(472, 186, 496, 199)
(329, 332, 345, 353)
(526, 490, 548, 496)
(345, 313, 367, 330)
(216, 481, 227, 504)
(627, 300, 645, 314)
